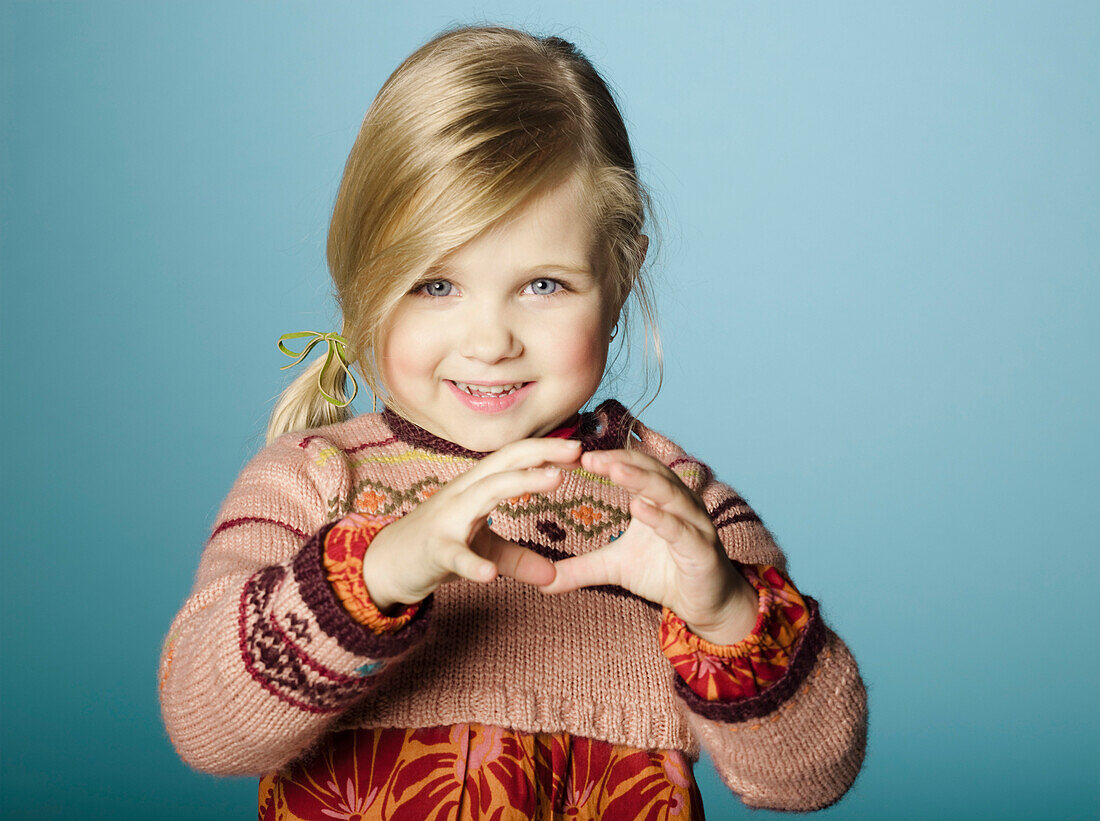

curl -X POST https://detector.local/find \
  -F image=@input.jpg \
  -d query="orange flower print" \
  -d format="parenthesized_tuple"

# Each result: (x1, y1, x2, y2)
(262, 724, 704, 820)
(569, 505, 603, 527)
(354, 488, 389, 514)
(261, 728, 398, 820)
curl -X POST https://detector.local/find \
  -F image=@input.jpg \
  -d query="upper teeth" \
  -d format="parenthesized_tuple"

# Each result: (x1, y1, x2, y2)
(454, 382, 524, 395)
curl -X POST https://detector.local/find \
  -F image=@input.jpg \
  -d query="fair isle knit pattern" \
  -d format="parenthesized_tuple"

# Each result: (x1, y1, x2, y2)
(159, 400, 866, 810)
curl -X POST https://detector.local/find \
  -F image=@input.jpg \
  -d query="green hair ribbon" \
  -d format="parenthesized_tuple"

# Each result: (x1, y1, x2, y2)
(277, 331, 359, 408)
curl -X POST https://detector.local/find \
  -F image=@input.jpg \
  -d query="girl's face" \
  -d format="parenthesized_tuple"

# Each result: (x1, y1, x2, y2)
(377, 173, 618, 452)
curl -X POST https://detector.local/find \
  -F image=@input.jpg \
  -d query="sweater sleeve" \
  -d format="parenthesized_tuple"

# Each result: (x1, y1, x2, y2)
(637, 422, 868, 812)
(690, 476, 866, 811)
(157, 433, 432, 776)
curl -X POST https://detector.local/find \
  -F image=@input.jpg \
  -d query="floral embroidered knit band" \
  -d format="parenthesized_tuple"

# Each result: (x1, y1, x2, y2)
(277, 331, 359, 407)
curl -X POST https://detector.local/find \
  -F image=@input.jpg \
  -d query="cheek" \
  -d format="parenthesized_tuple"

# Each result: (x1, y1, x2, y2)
(546, 313, 609, 381)
(377, 314, 433, 390)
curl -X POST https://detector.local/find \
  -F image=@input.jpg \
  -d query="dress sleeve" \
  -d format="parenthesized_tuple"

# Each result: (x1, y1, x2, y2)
(636, 422, 867, 812)
(322, 512, 422, 637)
(660, 564, 812, 705)
(157, 434, 432, 777)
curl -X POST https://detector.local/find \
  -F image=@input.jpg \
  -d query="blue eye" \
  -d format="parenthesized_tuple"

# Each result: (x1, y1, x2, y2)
(525, 278, 562, 296)
(417, 280, 453, 297)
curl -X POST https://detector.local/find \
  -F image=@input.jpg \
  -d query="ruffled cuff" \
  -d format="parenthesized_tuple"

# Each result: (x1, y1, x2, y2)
(323, 512, 422, 634)
(661, 564, 826, 721)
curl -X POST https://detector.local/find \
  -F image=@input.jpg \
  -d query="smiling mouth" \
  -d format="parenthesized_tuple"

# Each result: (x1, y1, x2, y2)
(449, 381, 529, 396)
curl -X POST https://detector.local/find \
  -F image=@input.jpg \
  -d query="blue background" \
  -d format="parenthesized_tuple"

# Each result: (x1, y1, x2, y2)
(2, 2, 1097, 818)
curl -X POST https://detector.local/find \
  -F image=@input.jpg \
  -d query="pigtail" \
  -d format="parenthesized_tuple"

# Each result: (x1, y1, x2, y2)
(265, 352, 355, 445)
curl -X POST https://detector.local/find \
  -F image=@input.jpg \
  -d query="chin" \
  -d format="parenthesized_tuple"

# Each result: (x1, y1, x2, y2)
(455, 421, 538, 453)
(458, 432, 520, 453)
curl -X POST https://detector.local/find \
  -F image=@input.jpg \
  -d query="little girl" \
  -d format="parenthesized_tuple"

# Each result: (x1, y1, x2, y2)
(159, 25, 867, 819)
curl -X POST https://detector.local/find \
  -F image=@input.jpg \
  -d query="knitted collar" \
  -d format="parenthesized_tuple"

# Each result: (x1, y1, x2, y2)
(381, 399, 632, 458)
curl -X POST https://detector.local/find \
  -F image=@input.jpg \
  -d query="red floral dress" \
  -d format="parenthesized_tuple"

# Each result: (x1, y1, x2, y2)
(257, 512, 810, 821)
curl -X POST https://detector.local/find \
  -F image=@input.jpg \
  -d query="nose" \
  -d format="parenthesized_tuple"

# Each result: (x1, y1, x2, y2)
(458, 303, 523, 364)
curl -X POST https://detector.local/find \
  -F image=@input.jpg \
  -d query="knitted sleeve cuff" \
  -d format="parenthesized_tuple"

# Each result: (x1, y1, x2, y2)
(660, 565, 826, 722)
(322, 513, 422, 634)
(290, 520, 433, 661)
(233, 519, 433, 715)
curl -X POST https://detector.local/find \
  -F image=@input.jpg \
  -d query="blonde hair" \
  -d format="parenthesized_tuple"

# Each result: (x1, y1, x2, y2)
(266, 25, 663, 444)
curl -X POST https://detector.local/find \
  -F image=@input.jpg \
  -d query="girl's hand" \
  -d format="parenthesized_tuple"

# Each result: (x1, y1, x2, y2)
(361, 437, 583, 610)
(539, 449, 759, 645)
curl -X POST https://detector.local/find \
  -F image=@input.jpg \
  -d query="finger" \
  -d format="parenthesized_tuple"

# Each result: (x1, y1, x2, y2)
(632, 499, 723, 577)
(448, 437, 583, 494)
(439, 540, 499, 584)
(631, 496, 704, 551)
(591, 455, 712, 532)
(538, 551, 615, 595)
(476, 529, 556, 587)
(456, 465, 568, 526)
(583, 449, 675, 488)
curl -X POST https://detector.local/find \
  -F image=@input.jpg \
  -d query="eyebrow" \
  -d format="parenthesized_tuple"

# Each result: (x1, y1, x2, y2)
(426, 262, 594, 279)
(523, 263, 594, 278)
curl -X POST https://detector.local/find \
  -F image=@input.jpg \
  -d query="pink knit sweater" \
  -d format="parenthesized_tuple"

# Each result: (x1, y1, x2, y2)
(159, 400, 866, 811)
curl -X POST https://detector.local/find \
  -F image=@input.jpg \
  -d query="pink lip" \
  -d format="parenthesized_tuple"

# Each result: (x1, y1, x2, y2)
(446, 380, 533, 414)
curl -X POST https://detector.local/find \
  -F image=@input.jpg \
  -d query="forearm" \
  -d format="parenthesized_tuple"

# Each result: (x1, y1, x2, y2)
(159, 521, 430, 775)
(663, 565, 866, 810)
(686, 626, 867, 811)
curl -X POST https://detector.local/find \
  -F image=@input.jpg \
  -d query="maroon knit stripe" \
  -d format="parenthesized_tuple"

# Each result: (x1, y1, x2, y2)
(236, 566, 373, 714)
(381, 410, 490, 458)
(236, 567, 329, 715)
(301, 432, 399, 454)
(263, 602, 362, 684)
(713, 511, 762, 529)
(668, 457, 701, 471)
(708, 497, 747, 521)
(211, 517, 309, 542)
(381, 399, 631, 456)
(292, 521, 434, 657)
(345, 434, 399, 454)
(673, 596, 826, 723)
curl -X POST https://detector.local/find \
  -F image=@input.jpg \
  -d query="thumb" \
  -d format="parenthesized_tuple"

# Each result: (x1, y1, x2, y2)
(473, 527, 557, 588)
(538, 551, 613, 595)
